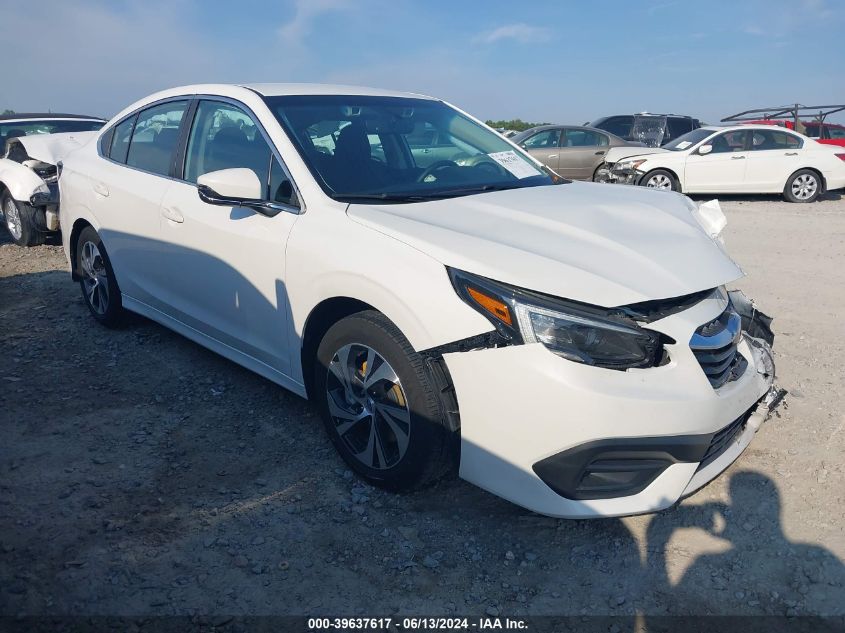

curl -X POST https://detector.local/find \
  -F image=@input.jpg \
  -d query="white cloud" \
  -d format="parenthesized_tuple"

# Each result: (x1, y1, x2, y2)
(278, 0, 350, 46)
(474, 23, 551, 45)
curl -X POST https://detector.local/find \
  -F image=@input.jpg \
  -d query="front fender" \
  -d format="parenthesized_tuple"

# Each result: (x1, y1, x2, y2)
(0, 158, 49, 201)
(285, 209, 492, 384)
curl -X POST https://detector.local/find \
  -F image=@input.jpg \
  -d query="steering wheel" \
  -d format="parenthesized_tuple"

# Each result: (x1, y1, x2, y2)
(417, 160, 459, 183)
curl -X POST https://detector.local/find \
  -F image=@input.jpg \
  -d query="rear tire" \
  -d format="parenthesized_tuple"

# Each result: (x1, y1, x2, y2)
(2, 192, 43, 247)
(76, 226, 124, 327)
(314, 310, 455, 491)
(640, 169, 679, 192)
(783, 169, 821, 203)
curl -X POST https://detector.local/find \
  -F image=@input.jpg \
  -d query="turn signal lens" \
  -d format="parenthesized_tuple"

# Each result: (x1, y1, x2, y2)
(467, 287, 513, 326)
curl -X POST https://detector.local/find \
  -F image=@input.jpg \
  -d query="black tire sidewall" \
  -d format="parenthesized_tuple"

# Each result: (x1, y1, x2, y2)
(784, 169, 821, 203)
(1, 192, 40, 247)
(314, 311, 450, 490)
(76, 226, 123, 326)
(640, 169, 678, 192)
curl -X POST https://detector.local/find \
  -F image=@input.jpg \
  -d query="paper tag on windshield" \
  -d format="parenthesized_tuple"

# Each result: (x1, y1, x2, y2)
(675, 141, 692, 149)
(488, 151, 541, 179)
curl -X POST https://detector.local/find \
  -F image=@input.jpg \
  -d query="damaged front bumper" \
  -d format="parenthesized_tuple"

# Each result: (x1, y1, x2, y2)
(603, 164, 645, 186)
(443, 290, 782, 518)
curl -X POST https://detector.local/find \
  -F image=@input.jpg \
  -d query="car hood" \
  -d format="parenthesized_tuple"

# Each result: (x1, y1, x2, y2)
(603, 146, 669, 164)
(347, 182, 743, 307)
(14, 131, 97, 165)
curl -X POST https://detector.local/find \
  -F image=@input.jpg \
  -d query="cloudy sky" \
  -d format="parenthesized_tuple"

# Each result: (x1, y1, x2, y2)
(2, 0, 843, 124)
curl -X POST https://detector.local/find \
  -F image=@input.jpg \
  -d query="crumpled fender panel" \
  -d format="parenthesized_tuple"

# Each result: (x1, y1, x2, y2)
(0, 158, 49, 201)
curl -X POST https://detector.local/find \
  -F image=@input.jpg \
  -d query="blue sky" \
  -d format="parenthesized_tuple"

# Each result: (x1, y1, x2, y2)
(2, 0, 843, 124)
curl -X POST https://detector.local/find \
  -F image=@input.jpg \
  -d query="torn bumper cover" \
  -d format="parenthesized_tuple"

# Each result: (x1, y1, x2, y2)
(443, 290, 783, 518)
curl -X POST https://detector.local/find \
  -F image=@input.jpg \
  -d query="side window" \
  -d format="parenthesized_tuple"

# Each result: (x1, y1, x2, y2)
(599, 117, 633, 138)
(667, 118, 693, 140)
(827, 127, 845, 140)
(750, 130, 803, 151)
(709, 130, 748, 153)
(109, 116, 136, 164)
(126, 101, 188, 176)
(522, 129, 561, 149)
(184, 100, 270, 185)
(269, 158, 298, 207)
(564, 129, 607, 147)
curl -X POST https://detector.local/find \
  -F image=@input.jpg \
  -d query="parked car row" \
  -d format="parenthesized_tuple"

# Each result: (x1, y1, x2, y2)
(0, 86, 794, 519)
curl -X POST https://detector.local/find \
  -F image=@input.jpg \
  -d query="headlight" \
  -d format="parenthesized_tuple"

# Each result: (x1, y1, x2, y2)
(615, 159, 647, 171)
(449, 269, 665, 370)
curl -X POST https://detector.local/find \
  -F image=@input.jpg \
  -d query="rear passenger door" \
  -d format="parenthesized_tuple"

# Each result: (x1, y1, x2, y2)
(91, 99, 188, 305)
(743, 129, 804, 191)
(558, 129, 609, 180)
(156, 98, 301, 376)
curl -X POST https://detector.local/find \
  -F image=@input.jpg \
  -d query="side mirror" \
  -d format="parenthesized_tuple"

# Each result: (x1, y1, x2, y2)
(698, 144, 713, 156)
(197, 168, 281, 217)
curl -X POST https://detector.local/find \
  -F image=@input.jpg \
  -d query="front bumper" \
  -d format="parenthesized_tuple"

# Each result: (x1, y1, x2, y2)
(444, 291, 778, 518)
(604, 165, 644, 186)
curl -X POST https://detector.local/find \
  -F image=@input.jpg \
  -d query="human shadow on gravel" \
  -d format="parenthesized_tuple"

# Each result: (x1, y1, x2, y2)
(644, 471, 845, 623)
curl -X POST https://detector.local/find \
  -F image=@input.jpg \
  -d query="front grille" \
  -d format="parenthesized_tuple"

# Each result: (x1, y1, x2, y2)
(697, 407, 753, 469)
(690, 306, 744, 389)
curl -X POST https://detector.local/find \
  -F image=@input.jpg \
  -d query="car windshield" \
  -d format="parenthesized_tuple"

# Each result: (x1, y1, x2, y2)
(264, 95, 554, 202)
(0, 119, 104, 137)
(663, 128, 714, 151)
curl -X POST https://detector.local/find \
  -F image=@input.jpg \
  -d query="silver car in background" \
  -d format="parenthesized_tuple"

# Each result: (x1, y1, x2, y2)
(511, 125, 635, 181)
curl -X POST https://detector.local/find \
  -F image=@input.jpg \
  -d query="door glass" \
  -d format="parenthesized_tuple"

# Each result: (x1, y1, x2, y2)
(709, 130, 748, 153)
(184, 101, 271, 185)
(750, 129, 802, 151)
(564, 129, 607, 147)
(109, 116, 136, 164)
(126, 101, 188, 176)
(522, 129, 561, 149)
(269, 157, 298, 207)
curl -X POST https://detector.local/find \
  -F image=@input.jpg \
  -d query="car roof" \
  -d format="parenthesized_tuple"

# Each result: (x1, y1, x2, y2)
(241, 83, 435, 100)
(0, 113, 105, 122)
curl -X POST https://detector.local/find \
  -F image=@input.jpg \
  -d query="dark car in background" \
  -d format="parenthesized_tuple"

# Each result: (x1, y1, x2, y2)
(589, 113, 702, 148)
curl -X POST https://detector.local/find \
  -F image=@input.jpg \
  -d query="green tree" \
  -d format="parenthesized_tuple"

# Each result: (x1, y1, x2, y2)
(2, 109, 15, 115)
(485, 118, 550, 132)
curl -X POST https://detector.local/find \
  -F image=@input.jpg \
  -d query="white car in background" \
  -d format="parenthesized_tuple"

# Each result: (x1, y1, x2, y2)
(57, 84, 781, 518)
(0, 113, 105, 245)
(604, 125, 845, 202)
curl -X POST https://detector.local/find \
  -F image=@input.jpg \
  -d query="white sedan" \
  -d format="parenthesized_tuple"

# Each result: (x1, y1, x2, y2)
(57, 84, 780, 518)
(604, 125, 845, 202)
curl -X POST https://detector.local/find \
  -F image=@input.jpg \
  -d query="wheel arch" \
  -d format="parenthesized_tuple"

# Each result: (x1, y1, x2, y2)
(68, 218, 95, 281)
(300, 296, 378, 399)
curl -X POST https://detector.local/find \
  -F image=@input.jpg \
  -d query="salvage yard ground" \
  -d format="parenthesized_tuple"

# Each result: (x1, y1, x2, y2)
(1, 193, 844, 617)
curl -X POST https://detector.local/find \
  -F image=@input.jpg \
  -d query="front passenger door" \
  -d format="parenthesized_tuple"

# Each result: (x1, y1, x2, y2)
(156, 99, 301, 376)
(684, 130, 750, 193)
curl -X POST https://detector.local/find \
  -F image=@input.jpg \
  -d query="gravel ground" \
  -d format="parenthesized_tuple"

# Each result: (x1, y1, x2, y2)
(1, 194, 844, 620)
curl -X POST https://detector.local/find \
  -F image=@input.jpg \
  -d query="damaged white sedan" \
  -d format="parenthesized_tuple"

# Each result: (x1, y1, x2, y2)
(0, 114, 104, 245)
(58, 84, 783, 518)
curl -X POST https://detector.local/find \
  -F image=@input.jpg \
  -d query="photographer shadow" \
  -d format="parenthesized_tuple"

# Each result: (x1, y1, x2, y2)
(643, 471, 845, 622)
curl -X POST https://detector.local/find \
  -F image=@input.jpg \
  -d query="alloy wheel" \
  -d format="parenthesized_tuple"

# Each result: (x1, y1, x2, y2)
(791, 174, 818, 200)
(325, 343, 411, 470)
(4, 197, 22, 240)
(80, 241, 110, 315)
(646, 174, 672, 190)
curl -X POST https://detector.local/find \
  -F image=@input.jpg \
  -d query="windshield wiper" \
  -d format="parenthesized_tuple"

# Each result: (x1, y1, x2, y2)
(334, 184, 528, 204)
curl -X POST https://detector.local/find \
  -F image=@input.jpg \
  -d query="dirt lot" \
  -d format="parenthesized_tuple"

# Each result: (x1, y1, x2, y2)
(1, 194, 844, 621)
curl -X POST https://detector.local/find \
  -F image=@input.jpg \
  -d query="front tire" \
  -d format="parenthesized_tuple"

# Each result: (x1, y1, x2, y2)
(640, 169, 679, 192)
(2, 192, 43, 246)
(314, 310, 455, 491)
(783, 169, 821, 203)
(76, 226, 123, 327)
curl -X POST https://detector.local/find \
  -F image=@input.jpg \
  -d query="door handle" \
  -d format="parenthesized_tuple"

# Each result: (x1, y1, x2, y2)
(731, 155, 746, 160)
(785, 152, 798, 156)
(161, 207, 184, 223)
(595, 151, 606, 155)
(93, 182, 109, 197)
(547, 154, 558, 159)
